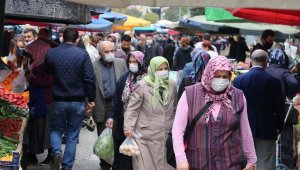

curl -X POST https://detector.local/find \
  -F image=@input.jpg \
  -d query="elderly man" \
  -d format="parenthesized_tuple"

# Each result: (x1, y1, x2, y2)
(92, 41, 127, 170)
(233, 49, 285, 170)
(86, 35, 102, 62)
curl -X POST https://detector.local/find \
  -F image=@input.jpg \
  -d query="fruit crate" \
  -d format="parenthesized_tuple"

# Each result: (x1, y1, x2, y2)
(0, 151, 19, 170)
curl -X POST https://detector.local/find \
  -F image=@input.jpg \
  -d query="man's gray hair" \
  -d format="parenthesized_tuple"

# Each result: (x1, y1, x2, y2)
(97, 41, 114, 52)
(251, 49, 268, 63)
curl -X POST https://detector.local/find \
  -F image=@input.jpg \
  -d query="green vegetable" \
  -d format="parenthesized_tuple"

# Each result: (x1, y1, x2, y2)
(0, 99, 28, 118)
(93, 130, 114, 165)
(0, 137, 17, 158)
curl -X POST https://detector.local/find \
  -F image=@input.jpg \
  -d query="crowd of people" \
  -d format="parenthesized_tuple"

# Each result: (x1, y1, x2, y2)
(5, 26, 300, 170)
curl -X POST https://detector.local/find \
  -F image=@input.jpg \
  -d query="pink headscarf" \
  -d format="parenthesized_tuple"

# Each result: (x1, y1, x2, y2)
(201, 56, 233, 122)
(130, 51, 145, 65)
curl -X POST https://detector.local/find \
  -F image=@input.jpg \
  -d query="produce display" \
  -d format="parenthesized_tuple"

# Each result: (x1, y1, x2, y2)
(119, 137, 140, 156)
(0, 118, 23, 140)
(94, 128, 114, 165)
(0, 137, 18, 159)
(0, 99, 28, 118)
(0, 72, 29, 109)
(0, 71, 28, 161)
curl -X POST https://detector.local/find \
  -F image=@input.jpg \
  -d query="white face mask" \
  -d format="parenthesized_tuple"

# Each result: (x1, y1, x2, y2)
(211, 78, 230, 92)
(25, 40, 35, 46)
(103, 52, 115, 63)
(155, 70, 169, 79)
(59, 37, 63, 43)
(146, 40, 153, 46)
(129, 63, 139, 73)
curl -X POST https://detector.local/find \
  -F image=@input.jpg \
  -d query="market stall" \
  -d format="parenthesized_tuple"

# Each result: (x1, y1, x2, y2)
(0, 64, 29, 169)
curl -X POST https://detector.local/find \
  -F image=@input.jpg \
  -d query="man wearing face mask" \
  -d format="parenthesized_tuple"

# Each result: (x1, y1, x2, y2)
(23, 28, 38, 46)
(92, 41, 128, 170)
(114, 34, 135, 60)
(86, 35, 101, 62)
(252, 29, 275, 54)
(233, 49, 285, 170)
(142, 34, 163, 67)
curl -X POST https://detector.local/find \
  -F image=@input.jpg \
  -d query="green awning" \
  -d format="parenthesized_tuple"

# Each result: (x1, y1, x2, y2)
(205, 7, 245, 22)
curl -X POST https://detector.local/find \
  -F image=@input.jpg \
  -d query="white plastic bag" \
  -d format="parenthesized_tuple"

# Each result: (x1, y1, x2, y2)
(119, 137, 140, 156)
(93, 128, 114, 165)
(0, 70, 12, 82)
(12, 71, 27, 93)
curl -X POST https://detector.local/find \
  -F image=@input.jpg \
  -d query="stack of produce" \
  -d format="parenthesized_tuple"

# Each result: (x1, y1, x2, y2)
(0, 72, 29, 160)
(0, 137, 18, 161)
(0, 72, 29, 109)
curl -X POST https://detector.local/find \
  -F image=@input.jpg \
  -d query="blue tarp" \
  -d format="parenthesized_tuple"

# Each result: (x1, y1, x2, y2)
(70, 18, 113, 32)
(100, 12, 127, 24)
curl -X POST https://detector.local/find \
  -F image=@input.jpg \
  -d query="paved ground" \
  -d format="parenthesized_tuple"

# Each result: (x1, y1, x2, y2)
(28, 128, 100, 170)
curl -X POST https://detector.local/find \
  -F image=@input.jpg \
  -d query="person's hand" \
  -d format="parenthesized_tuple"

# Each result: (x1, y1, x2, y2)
(106, 118, 114, 128)
(243, 165, 255, 170)
(176, 161, 189, 170)
(86, 102, 95, 117)
(124, 130, 133, 138)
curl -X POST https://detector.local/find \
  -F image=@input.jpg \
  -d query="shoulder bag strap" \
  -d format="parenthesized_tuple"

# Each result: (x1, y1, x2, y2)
(183, 101, 213, 140)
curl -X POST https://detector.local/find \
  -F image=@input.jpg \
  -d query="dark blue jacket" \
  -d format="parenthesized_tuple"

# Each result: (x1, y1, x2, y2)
(45, 43, 96, 102)
(266, 65, 298, 99)
(233, 67, 285, 140)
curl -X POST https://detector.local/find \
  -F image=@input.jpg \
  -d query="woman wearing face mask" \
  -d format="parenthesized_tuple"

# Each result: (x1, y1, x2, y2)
(106, 51, 146, 170)
(174, 37, 194, 73)
(172, 56, 257, 170)
(7, 38, 26, 71)
(124, 56, 177, 170)
(178, 50, 211, 99)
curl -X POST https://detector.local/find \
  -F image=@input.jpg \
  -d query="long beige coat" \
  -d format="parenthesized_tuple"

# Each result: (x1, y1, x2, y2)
(92, 58, 128, 122)
(124, 79, 177, 170)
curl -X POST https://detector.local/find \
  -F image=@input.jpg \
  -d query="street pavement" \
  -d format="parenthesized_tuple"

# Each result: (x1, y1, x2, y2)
(28, 128, 100, 170)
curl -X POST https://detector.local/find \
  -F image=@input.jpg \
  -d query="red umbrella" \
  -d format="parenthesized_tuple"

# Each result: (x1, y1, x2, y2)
(228, 8, 300, 26)
(167, 29, 180, 35)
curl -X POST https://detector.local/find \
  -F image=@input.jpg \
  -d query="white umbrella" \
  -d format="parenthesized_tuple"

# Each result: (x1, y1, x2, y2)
(65, 0, 300, 10)
(156, 20, 179, 29)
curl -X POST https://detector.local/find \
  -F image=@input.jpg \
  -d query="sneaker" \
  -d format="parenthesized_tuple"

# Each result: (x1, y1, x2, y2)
(39, 155, 51, 166)
(50, 154, 62, 170)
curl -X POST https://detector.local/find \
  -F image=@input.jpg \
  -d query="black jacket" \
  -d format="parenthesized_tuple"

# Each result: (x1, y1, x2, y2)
(174, 46, 193, 70)
(108, 71, 130, 140)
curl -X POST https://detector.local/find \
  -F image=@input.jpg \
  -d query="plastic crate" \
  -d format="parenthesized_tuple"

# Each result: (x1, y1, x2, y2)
(0, 151, 19, 170)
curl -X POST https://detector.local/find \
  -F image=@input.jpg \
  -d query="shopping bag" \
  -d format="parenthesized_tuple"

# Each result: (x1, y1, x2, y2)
(12, 71, 27, 93)
(0, 70, 12, 82)
(93, 128, 114, 165)
(119, 137, 140, 156)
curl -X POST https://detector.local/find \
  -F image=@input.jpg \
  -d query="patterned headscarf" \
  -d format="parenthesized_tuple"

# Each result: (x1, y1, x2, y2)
(189, 50, 211, 82)
(144, 56, 170, 109)
(129, 51, 145, 65)
(270, 48, 289, 69)
(201, 56, 233, 111)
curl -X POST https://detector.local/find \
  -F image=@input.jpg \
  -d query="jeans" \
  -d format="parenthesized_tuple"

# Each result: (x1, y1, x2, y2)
(50, 102, 85, 170)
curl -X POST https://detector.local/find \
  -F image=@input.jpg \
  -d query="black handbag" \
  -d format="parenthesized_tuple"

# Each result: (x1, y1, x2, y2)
(166, 101, 213, 168)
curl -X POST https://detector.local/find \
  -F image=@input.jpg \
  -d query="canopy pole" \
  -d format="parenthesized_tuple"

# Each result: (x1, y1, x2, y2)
(0, 0, 6, 58)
